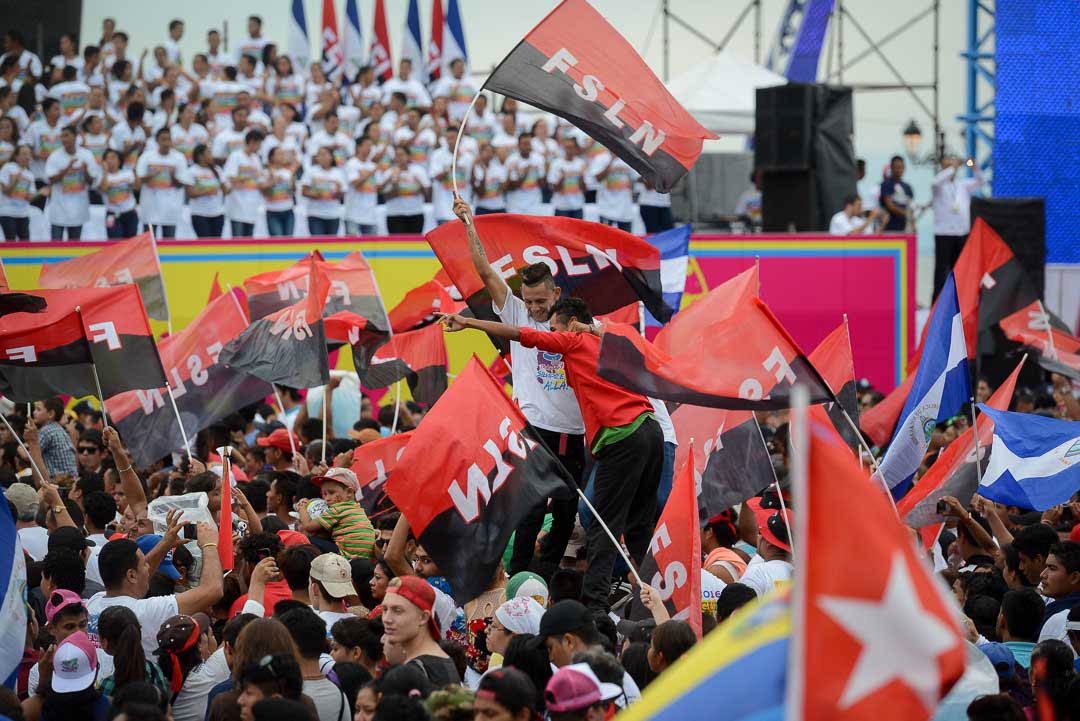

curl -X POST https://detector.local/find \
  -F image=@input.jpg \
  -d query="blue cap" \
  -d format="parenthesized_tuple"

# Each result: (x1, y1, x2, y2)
(977, 642, 1017, 680)
(134, 534, 181, 581)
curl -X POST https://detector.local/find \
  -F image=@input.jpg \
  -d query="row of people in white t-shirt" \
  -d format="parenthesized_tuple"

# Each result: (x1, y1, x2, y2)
(1, 121, 670, 236)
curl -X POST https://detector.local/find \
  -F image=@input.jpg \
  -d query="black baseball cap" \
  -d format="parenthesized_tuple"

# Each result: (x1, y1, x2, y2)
(527, 600, 593, 650)
(616, 618, 656, 644)
(48, 526, 95, 553)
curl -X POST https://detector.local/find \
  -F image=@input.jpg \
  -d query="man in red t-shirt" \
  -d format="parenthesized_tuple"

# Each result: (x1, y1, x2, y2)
(441, 297, 664, 610)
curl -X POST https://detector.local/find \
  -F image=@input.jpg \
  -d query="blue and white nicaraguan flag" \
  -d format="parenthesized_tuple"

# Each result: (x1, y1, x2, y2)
(401, 0, 425, 73)
(442, 0, 469, 72)
(288, 0, 310, 69)
(344, 0, 365, 79)
(644, 225, 692, 328)
(976, 406, 1080, 510)
(878, 272, 970, 499)
(0, 491, 27, 688)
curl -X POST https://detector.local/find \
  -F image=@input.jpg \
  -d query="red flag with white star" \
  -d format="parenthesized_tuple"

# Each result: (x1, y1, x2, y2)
(788, 408, 966, 721)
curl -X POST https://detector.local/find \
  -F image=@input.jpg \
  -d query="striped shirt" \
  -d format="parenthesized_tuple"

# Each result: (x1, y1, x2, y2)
(318, 501, 377, 560)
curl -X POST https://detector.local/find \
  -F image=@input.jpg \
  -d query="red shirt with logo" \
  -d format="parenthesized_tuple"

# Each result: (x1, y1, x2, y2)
(518, 327, 651, 447)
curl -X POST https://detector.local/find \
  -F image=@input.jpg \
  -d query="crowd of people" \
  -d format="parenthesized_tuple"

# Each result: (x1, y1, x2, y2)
(1, 196, 1079, 721)
(0, 17, 675, 241)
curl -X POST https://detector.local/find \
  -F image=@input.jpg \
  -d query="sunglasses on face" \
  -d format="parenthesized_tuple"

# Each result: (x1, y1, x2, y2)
(375, 538, 389, 548)
(78, 446, 101, 454)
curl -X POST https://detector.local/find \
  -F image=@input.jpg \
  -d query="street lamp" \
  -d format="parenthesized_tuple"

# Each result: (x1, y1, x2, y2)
(902, 119, 923, 158)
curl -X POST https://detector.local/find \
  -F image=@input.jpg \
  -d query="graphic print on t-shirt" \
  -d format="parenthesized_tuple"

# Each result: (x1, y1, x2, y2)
(146, 163, 173, 190)
(536, 350, 568, 391)
(10, 174, 32, 200)
(61, 167, 87, 193)
(605, 170, 632, 191)
(106, 182, 132, 205)
(397, 174, 421, 196)
(518, 163, 539, 190)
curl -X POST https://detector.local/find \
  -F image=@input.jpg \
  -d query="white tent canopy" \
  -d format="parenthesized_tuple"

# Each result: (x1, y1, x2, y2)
(667, 51, 787, 136)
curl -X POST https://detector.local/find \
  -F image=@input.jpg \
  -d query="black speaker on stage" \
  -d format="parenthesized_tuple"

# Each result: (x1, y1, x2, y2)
(761, 171, 817, 232)
(756, 83, 856, 232)
(755, 84, 816, 170)
(970, 198, 1046, 298)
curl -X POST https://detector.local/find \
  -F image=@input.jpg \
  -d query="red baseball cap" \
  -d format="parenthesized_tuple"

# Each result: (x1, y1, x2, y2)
(386, 576, 441, 641)
(756, 508, 794, 553)
(277, 530, 310, 547)
(256, 428, 300, 454)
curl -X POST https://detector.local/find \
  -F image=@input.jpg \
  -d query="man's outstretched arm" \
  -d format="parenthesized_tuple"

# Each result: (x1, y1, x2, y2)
(453, 196, 509, 310)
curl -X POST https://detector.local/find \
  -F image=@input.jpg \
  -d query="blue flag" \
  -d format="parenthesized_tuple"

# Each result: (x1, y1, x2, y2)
(976, 406, 1080, 510)
(443, 0, 469, 71)
(879, 273, 970, 499)
(616, 589, 787, 721)
(0, 489, 27, 688)
(644, 225, 692, 328)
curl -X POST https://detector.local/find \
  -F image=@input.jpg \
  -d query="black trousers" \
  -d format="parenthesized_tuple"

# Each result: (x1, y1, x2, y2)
(599, 217, 633, 233)
(386, 214, 424, 234)
(144, 223, 176, 239)
(0, 216, 30, 240)
(934, 234, 967, 301)
(640, 205, 674, 233)
(582, 417, 664, 610)
(508, 427, 587, 578)
(50, 224, 82, 240)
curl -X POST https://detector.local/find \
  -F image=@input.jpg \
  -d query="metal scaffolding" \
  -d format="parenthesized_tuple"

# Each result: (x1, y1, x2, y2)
(959, 0, 995, 179)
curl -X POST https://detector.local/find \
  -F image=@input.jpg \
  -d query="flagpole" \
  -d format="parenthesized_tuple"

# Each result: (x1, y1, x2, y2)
(225, 283, 249, 324)
(574, 486, 645, 587)
(321, 388, 328, 463)
(753, 413, 795, 561)
(0, 412, 46, 483)
(75, 305, 111, 430)
(754, 255, 761, 294)
(149, 228, 173, 336)
(391, 380, 401, 433)
(1036, 300, 1057, 359)
(272, 387, 298, 458)
(969, 395, 984, 488)
(88, 361, 110, 430)
(165, 381, 193, 461)
(788, 383, 809, 721)
(450, 91, 484, 225)
(789, 387, 809, 565)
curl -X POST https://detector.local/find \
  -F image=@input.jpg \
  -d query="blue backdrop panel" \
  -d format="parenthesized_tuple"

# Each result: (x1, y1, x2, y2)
(994, 0, 1080, 264)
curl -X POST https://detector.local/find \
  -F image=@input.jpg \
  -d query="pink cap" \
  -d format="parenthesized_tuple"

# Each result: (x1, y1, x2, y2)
(45, 589, 84, 624)
(52, 631, 97, 693)
(544, 663, 622, 713)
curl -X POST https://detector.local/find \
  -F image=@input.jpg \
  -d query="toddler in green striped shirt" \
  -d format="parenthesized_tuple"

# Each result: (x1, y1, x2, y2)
(299, 467, 378, 560)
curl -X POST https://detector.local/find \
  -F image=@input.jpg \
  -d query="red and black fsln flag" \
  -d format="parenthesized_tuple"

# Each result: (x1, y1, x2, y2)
(38, 232, 170, 322)
(598, 294, 834, 410)
(107, 289, 272, 467)
(350, 431, 414, 515)
(671, 404, 775, 518)
(482, 0, 716, 192)
(363, 323, 448, 407)
(0, 286, 166, 402)
(386, 355, 576, 604)
(326, 317, 449, 407)
(427, 214, 672, 353)
(220, 265, 331, 389)
(807, 322, 861, 452)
